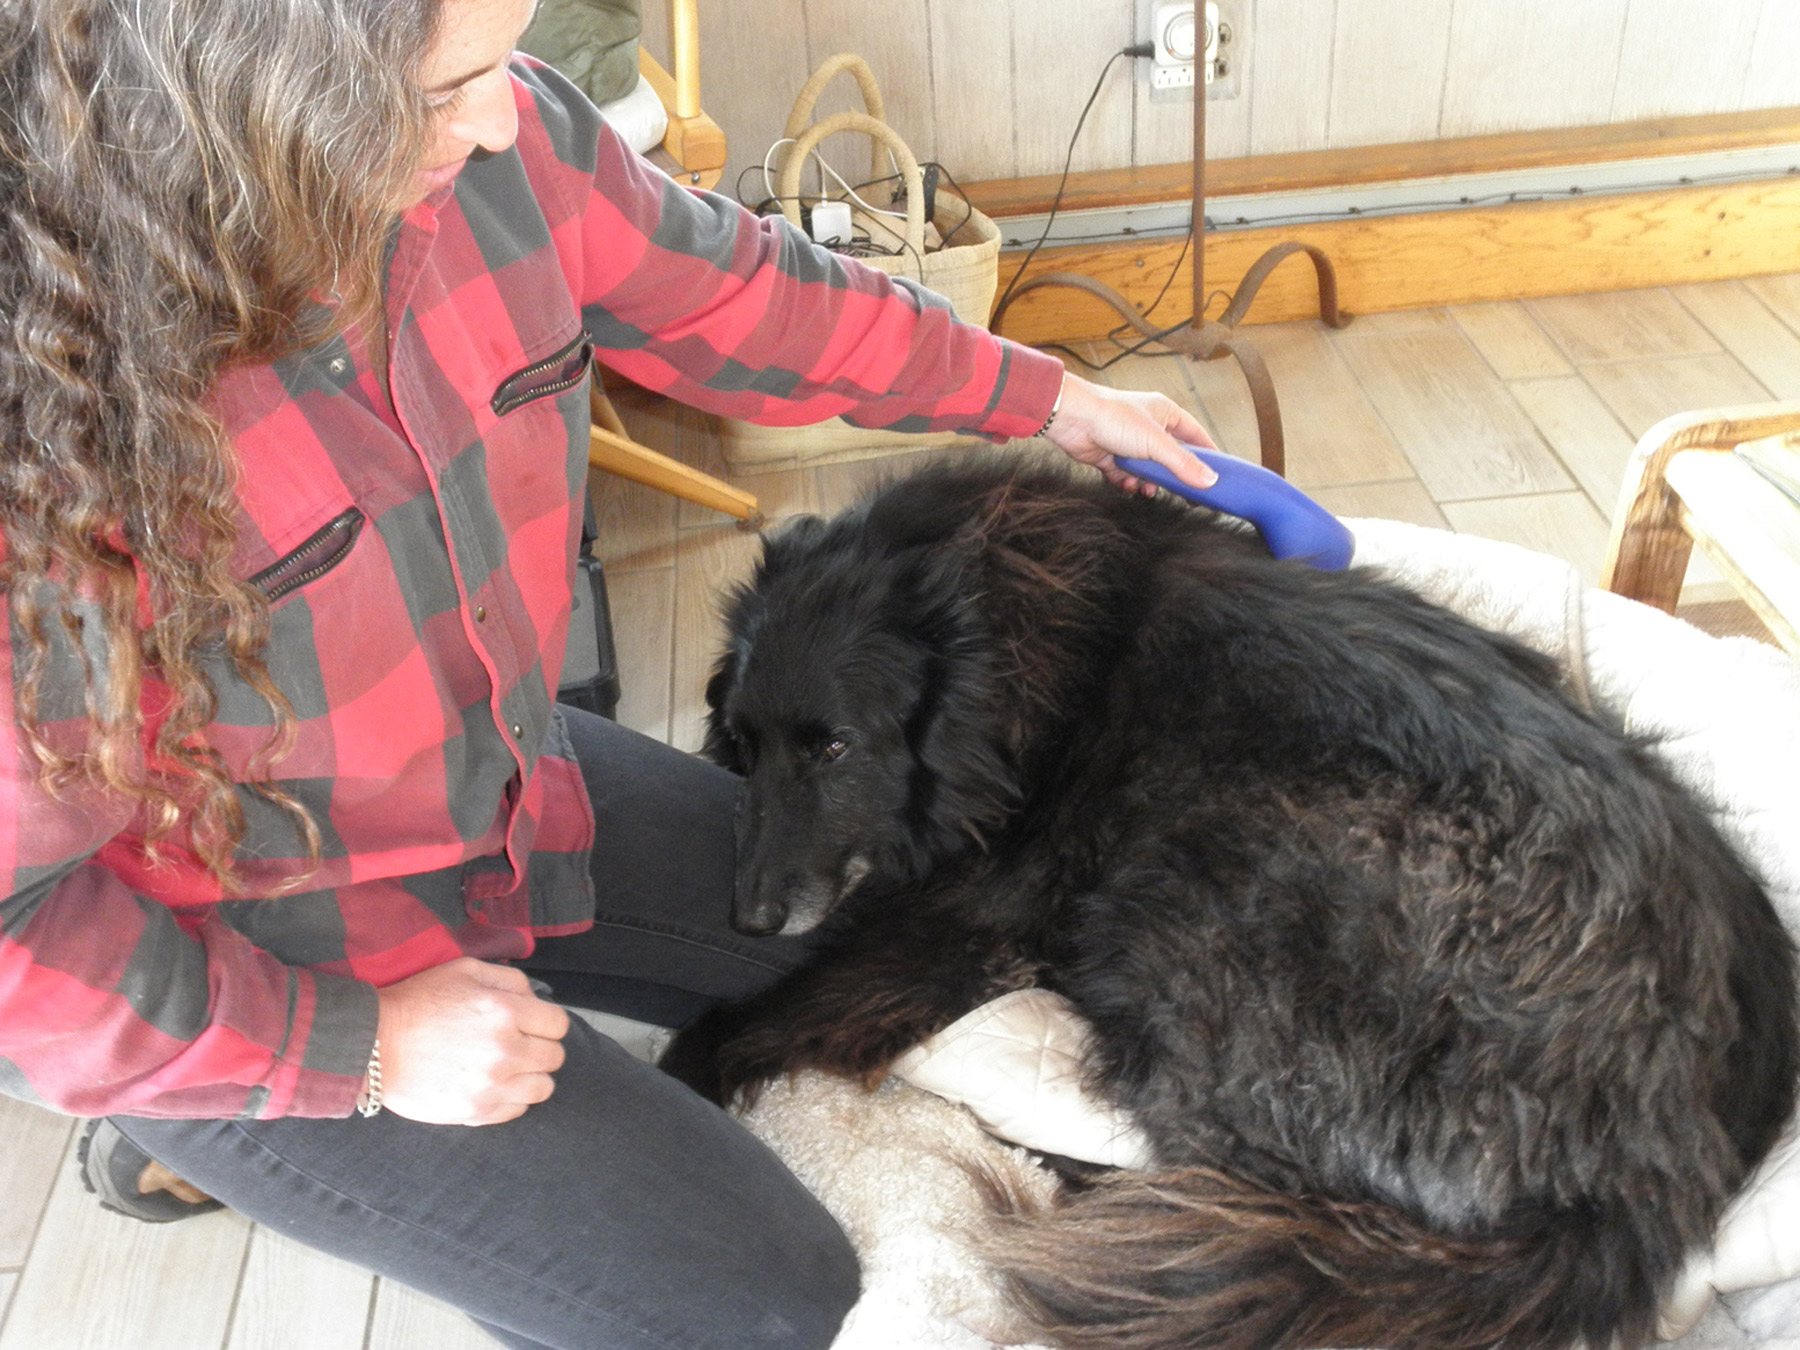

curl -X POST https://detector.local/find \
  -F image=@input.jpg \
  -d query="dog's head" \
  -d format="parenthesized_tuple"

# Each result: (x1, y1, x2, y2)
(703, 509, 1021, 937)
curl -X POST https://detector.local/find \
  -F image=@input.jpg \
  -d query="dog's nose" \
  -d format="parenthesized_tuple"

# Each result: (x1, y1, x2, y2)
(732, 894, 788, 937)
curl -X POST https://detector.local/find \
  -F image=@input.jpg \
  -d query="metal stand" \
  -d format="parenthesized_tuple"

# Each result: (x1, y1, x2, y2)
(991, 75, 1350, 478)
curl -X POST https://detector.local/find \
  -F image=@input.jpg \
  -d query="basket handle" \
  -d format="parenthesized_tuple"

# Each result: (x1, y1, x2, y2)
(777, 111, 927, 257)
(784, 53, 888, 185)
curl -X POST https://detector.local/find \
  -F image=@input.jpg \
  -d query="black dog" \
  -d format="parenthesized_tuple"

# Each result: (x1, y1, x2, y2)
(665, 456, 1798, 1350)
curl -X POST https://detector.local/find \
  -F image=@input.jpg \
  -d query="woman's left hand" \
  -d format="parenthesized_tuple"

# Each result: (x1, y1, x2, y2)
(1042, 372, 1220, 495)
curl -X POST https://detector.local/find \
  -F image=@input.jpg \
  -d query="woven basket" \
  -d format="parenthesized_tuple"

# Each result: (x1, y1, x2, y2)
(717, 54, 1002, 473)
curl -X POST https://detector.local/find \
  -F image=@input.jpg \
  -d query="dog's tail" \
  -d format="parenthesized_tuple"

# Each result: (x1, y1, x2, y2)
(985, 1164, 1674, 1350)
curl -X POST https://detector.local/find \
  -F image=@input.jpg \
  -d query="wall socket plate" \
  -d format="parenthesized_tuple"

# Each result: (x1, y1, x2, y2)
(1145, 0, 1245, 102)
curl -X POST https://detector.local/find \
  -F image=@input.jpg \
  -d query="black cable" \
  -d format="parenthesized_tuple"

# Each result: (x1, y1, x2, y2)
(1039, 317, 1194, 371)
(991, 47, 1139, 321)
(734, 163, 770, 210)
(1110, 228, 1194, 335)
(840, 163, 976, 252)
(926, 163, 975, 248)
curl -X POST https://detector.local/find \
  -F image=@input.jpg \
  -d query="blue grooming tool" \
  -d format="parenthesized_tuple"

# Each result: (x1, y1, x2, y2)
(1116, 447, 1356, 571)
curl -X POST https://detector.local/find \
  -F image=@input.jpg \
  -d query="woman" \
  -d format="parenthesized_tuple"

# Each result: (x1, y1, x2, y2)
(0, 0, 1217, 1345)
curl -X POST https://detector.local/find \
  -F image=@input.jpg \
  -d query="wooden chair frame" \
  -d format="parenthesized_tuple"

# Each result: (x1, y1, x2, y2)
(587, 0, 762, 527)
(1601, 401, 1800, 655)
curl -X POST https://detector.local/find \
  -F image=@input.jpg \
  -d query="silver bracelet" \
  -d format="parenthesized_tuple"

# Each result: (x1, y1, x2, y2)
(1036, 378, 1065, 438)
(356, 1039, 383, 1118)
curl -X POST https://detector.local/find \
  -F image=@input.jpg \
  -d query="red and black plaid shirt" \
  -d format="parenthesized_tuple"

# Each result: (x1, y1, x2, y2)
(0, 59, 1062, 1120)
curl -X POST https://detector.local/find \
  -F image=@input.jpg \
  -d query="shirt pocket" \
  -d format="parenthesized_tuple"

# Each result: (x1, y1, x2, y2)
(249, 507, 366, 603)
(490, 331, 594, 418)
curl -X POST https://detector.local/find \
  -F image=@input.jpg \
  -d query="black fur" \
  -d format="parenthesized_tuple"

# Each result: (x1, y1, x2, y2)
(665, 456, 1799, 1350)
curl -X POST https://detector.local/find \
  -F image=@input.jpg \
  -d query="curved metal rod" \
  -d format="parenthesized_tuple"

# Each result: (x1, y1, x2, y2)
(987, 242, 1354, 478)
(1215, 336, 1285, 479)
(992, 271, 1163, 343)
(991, 271, 1231, 358)
(1217, 242, 1350, 332)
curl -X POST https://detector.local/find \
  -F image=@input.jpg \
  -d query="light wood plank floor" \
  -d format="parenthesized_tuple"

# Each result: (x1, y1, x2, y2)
(4, 276, 1794, 1348)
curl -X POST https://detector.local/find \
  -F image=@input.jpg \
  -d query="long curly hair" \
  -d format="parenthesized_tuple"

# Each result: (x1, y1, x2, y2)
(1, 0, 438, 885)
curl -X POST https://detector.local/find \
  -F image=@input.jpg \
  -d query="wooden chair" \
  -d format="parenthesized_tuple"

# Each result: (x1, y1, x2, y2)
(586, 0, 764, 529)
(634, 0, 725, 191)
(1601, 401, 1800, 656)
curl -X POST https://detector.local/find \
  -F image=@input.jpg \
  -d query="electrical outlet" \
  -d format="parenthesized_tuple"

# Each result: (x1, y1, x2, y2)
(1146, 0, 1244, 101)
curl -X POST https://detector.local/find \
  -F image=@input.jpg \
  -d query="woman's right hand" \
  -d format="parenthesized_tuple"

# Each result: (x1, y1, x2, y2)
(374, 958, 571, 1125)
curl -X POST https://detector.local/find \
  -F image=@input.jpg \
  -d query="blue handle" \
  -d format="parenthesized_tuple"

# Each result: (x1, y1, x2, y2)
(1117, 448, 1356, 571)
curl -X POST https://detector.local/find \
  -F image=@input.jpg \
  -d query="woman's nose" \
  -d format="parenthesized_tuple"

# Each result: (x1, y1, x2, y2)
(449, 67, 519, 155)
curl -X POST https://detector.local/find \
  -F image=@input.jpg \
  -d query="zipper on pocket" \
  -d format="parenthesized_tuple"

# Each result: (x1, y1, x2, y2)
(490, 331, 595, 417)
(250, 507, 366, 601)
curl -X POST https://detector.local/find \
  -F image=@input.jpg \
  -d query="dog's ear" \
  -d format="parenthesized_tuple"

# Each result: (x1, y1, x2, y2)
(757, 513, 829, 578)
(887, 541, 1023, 861)
(701, 657, 742, 771)
(701, 636, 748, 770)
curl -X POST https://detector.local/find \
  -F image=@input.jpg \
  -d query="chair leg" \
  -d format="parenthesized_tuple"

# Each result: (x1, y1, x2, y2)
(591, 386, 632, 440)
(1601, 404, 1800, 611)
(588, 386, 764, 528)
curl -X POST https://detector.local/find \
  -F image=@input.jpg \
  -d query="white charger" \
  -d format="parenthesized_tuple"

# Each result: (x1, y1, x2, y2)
(808, 199, 853, 247)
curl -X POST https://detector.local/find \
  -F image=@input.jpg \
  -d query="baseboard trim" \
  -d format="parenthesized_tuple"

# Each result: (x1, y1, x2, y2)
(961, 107, 1800, 219)
(986, 176, 1800, 346)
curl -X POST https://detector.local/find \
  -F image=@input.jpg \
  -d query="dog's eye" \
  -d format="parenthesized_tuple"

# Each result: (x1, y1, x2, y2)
(821, 738, 849, 764)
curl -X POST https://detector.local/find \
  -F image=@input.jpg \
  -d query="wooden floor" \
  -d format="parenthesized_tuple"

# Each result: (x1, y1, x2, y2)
(3, 276, 1796, 1348)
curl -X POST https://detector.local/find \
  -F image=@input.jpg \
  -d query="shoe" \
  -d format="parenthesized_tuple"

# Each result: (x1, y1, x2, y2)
(78, 1119, 224, 1223)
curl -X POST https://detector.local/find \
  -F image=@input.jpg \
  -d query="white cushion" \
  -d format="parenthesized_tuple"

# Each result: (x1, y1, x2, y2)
(595, 73, 668, 156)
(893, 988, 1153, 1169)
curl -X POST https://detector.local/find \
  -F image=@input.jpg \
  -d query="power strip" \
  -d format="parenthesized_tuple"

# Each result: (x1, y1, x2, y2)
(1151, 1, 1220, 92)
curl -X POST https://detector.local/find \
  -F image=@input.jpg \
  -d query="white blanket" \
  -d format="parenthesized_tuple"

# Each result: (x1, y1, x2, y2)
(736, 520, 1800, 1349)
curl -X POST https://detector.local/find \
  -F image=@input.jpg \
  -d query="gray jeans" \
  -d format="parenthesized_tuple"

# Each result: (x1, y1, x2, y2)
(119, 710, 859, 1350)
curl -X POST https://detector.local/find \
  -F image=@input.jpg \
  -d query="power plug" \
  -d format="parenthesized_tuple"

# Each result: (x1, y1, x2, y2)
(808, 200, 853, 246)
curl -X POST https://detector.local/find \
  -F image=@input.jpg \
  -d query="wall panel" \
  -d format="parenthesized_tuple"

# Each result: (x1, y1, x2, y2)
(1611, 0, 1762, 122)
(680, 0, 1800, 200)
(1013, 0, 1139, 178)
(1246, 0, 1337, 156)
(697, 0, 816, 205)
(1326, 0, 1453, 148)
(1742, 0, 1800, 113)
(1439, 0, 1629, 138)
(926, 0, 1017, 182)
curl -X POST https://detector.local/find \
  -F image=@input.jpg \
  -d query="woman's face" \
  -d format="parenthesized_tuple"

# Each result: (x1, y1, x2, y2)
(407, 0, 540, 205)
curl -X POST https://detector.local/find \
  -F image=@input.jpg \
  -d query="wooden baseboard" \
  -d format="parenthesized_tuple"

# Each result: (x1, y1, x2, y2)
(962, 107, 1800, 220)
(962, 108, 1800, 344)
(987, 176, 1800, 346)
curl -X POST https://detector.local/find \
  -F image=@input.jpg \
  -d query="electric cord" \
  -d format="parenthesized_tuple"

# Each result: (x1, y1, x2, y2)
(736, 161, 976, 266)
(991, 45, 1149, 322)
(761, 137, 911, 221)
(1045, 287, 1232, 373)
(837, 163, 976, 249)
(1057, 284, 1233, 372)
(1115, 228, 1194, 330)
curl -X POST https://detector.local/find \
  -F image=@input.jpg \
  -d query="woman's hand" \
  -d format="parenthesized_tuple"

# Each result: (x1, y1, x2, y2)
(1042, 372, 1220, 496)
(374, 958, 571, 1126)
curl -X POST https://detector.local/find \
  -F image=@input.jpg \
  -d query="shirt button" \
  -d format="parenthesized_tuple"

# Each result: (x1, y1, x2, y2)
(474, 605, 487, 622)
(327, 356, 349, 375)
(510, 723, 524, 740)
